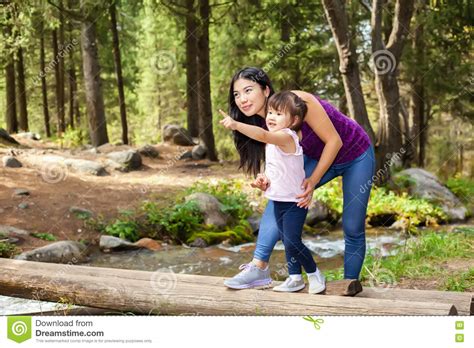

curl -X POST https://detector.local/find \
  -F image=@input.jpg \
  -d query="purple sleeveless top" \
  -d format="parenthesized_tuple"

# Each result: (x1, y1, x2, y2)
(300, 95, 371, 164)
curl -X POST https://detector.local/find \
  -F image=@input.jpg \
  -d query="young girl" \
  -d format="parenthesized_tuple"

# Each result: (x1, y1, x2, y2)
(220, 91, 326, 294)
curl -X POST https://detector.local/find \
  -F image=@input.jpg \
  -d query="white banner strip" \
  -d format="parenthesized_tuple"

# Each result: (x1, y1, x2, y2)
(0, 316, 470, 347)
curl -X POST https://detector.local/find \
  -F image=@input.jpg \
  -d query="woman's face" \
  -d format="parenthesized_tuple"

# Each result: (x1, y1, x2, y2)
(232, 78, 270, 117)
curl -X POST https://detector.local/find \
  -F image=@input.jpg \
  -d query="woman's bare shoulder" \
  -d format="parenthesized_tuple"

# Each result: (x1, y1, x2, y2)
(290, 90, 317, 103)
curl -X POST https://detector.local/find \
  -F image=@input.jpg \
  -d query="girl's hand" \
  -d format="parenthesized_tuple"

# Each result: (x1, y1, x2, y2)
(296, 178, 317, 209)
(219, 109, 238, 130)
(250, 173, 270, 191)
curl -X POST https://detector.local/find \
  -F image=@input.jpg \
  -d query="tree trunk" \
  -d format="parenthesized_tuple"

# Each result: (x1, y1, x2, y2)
(81, 17, 109, 147)
(370, 0, 415, 181)
(409, 0, 426, 167)
(67, 0, 80, 127)
(322, 0, 375, 143)
(16, 46, 29, 132)
(58, 1, 66, 131)
(4, 18, 18, 134)
(40, 28, 51, 137)
(196, 0, 218, 161)
(52, 29, 65, 135)
(109, 2, 128, 145)
(419, 102, 429, 167)
(185, 0, 199, 137)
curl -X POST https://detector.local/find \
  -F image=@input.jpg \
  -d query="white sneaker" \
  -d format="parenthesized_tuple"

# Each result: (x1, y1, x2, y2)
(308, 269, 326, 294)
(273, 277, 305, 292)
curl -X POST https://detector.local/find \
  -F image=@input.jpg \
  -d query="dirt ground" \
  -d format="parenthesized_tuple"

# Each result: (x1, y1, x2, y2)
(0, 138, 245, 252)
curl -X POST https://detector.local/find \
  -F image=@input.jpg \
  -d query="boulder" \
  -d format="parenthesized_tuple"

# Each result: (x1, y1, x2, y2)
(16, 132, 41, 141)
(138, 145, 160, 158)
(162, 124, 195, 146)
(64, 158, 108, 176)
(305, 200, 330, 226)
(15, 241, 87, 263)
(184, 192, 229, 228)
(2, 156, 22, 168)
(395, 168, 468, 221)
(99, 235, 142, 251)
(0, 128, 20, 146)
(69, 206, 93, 219)
(0, 225, 30, 237)
(247, 213, 261, 235)
(192, 144, 207, 160)
(179, 150, 193, 160)
(13, 188, 30, 196)
(106, 150, 142, 171)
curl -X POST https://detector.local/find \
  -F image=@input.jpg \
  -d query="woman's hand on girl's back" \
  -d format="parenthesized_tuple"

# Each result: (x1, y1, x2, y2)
(296, 178, 317, 209)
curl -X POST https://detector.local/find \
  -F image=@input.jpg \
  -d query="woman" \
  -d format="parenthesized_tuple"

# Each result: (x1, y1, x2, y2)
(223, 67, 375, 289)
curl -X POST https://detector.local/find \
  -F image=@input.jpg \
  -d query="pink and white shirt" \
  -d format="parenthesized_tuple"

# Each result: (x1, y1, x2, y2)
(264, 128, 305, 202)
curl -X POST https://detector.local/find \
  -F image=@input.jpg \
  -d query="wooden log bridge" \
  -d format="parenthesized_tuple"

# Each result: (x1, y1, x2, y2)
(1, 259, 472, 316)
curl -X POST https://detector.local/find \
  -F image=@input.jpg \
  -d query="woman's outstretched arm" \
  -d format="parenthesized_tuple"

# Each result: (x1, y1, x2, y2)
(291, 91, 343, 208)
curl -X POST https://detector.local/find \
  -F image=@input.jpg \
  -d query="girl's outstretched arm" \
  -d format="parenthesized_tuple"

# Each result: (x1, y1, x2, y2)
(219, 110, 293, 149)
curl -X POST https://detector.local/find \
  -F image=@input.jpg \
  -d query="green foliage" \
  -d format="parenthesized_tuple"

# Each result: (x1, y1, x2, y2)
(143, 200, 203, 243)
(31, 232, 57, 241)
(186, 222, 254, 246)
(59, 126, 87, 148)
(313, 180, 447, 230)
(104, 210, 140, 242)
(186, 179, 253, 221)
(0, 242, 18, 258)
(446, 175, 474, 204)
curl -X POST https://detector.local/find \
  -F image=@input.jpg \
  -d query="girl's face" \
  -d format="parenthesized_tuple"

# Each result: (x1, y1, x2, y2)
(265, 107, 294, 132)
(233, 78, 270, 117)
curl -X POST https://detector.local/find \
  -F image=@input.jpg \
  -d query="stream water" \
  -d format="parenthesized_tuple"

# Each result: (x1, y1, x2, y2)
(1, 226, 408, 315)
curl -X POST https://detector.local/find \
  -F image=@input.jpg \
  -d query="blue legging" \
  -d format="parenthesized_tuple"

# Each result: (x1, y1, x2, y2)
(254, 146, 375, 279)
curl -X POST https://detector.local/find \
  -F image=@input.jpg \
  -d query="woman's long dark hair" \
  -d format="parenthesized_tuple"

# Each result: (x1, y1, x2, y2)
(228, 67, 275, 177)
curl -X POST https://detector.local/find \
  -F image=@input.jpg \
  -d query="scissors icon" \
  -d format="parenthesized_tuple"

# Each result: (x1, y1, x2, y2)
(303, 316, 324, 330)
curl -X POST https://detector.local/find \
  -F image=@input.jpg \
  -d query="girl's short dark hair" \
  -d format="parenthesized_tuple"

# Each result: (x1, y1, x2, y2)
(267, 91, 307, 131)
(228, 67, 275, 177)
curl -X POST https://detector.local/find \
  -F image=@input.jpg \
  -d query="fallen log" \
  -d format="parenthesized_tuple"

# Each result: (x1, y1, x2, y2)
(0, 259, 457, 316)
(357, 287, 473, 316)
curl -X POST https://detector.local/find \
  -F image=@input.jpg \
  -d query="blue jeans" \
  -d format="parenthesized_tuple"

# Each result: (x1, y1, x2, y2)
(254, 146, 375, 279)
(273, 201, 316, 275)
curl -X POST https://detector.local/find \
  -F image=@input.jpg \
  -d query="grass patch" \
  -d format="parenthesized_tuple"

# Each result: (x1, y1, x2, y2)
(325, 230, 474, 292)
(0, 242, 18, 258)
(31, 232, 57, 241)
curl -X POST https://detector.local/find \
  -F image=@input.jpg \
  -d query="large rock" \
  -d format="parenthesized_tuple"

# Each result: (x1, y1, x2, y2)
(305, 200, 330, 226)
(138, 145, 160, 158)
(247, 213, 261, 235)
(184, 192, 229, 228)
(99, 235, 141, 251)
(64, 158, 108, 176)
(16, 132, 41, 141)
(0, 225, 30, 238)
(395, 168, 468, 221)
(0, 128, 20, 146)
(15, 241, 87, 263)
(23, 155, 107, 176)
(192, 144, 207, 160)
(106, 150, 142, 171)
(2, 156, 22, 168)
(162, 124, 195, 146)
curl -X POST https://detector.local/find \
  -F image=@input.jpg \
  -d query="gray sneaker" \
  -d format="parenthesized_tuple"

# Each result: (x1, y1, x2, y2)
(308, 269, 326, 294)
(273, 277, 305, 292)
(224, 263, 272, 289)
